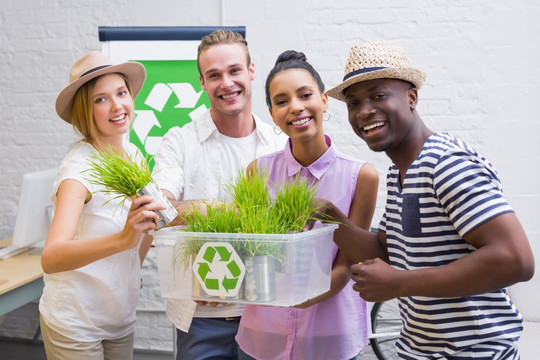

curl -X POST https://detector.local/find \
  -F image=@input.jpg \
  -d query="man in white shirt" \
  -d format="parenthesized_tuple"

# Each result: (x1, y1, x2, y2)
(152, 29, 286, 360)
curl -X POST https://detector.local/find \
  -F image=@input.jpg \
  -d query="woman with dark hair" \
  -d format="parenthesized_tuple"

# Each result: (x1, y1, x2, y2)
(234, 50, 379, 360)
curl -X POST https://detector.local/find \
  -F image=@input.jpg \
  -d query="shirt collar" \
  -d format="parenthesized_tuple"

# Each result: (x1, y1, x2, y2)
(195, 110, 219, 142)
(195, 110, 271, 145)
(284, 135, 335, 180)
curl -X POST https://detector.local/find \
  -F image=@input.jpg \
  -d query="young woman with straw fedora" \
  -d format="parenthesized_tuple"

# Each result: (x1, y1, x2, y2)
(39, 51, 164, 360)
(234, 50, 379, 360)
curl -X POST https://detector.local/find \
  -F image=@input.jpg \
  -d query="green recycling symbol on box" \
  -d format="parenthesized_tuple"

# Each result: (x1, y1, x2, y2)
(193, 242, 245, 297)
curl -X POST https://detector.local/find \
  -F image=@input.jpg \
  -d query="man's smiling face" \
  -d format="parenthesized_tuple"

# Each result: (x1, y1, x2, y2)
(344, 78, 417, 154)
(198, 43, 255, 118)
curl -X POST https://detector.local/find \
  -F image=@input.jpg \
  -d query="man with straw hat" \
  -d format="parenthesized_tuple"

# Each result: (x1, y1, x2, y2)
(318, 40, 535, 358)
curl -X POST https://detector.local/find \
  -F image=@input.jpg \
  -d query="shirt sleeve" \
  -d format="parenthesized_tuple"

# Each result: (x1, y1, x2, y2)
(152, 128, 186, 200)
(52, 142, 95, 202)
(433, 149, 513, 237)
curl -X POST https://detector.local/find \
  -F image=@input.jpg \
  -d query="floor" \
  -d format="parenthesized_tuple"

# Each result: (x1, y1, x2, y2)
(0, 302, 380, 360)
(0, 337, 173, 360)
(0, 336, 381, 360)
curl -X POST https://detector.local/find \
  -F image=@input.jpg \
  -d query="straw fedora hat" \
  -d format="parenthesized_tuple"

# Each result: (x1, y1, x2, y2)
(327, 41, 426, 102)
(55, 51, 146, 123)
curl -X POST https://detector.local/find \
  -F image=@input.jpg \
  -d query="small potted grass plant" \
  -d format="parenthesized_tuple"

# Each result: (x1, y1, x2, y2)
(228, 169, 282, 302)
(84, 146, 177, 229)
(177, 167, 320, 302)
(270, 173, 320, 273)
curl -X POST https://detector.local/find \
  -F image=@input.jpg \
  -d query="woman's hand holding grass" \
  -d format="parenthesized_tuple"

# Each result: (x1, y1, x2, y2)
(120, 195, 165, 250)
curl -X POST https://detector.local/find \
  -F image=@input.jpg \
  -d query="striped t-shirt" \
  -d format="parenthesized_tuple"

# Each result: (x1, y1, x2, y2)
(380, 132, 523, 359)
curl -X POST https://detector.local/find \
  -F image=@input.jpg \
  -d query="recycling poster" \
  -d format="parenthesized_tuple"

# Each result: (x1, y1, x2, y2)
(130, 59, 209, 169)
(103, 42, 210, 170)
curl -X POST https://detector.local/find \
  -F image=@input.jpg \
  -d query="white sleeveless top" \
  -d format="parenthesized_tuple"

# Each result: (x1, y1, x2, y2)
(39, 140, 142, 341)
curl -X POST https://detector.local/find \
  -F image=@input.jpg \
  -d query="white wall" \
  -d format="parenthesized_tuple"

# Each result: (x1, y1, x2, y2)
(1, 0, 538, 353)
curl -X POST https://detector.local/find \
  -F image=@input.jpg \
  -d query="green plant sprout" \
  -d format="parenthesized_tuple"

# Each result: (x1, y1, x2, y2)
(84, 146, 152, 207)
(174, 236, 204, 271)
(226, 167, 271, 212)
(175, 202, 243, 270)
(184, 202, 242, 233)
(271, 173, 319, 232)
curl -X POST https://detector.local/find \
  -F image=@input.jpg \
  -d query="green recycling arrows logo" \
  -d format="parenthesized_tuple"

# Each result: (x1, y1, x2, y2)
(130, 60, 211, 170)
(193, 242, 245, 297)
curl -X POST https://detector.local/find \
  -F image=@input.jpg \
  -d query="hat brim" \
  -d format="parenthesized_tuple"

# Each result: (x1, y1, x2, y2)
(55, 61, 147, 123)
(326, 68, 426, 102)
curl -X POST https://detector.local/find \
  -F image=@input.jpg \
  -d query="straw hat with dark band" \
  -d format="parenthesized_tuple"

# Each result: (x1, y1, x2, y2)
(327, 41, 426, 102)
(55, 51, 146, 123)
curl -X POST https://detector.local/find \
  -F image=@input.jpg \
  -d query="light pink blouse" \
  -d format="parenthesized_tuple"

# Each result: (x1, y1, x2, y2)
(235, 136, 370, 360)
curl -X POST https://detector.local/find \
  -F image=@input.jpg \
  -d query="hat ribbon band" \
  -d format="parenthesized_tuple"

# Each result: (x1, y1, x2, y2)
(343, 66, 387, 81)
(80, 65, 111, 78)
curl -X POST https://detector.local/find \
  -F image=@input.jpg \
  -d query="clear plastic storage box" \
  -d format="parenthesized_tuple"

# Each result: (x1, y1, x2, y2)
(153, 224, 338, 307)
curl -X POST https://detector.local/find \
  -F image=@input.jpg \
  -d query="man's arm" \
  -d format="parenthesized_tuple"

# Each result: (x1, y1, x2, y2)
(309, 199, 388, 262)
(350, 212, 535, 302)
(160, 189, 210, 227)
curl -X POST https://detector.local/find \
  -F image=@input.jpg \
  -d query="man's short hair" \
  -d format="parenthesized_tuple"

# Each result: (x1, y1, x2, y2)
(197, 29, 251, 76)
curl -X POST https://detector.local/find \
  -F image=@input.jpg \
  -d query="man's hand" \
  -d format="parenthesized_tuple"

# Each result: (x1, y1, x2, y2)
(350, 258, 401, 302)
(194, 300, 227, 307)
(303, 198, 347, 231)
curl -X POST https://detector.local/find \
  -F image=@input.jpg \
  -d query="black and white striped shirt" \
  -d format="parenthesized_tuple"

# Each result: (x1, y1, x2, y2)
(380, 133, 522, 359)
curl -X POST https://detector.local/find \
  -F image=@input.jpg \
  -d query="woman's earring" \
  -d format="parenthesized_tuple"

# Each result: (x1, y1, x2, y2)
(274, 125, 283, 135)
(323, 112, 331, 122)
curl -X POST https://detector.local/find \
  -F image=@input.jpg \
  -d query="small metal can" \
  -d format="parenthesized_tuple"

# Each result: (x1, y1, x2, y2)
(136, 180, 178, 229)
(244, 255, 276, 302)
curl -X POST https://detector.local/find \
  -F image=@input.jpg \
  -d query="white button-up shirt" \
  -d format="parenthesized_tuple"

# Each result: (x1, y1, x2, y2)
(152, 109, 286, 332)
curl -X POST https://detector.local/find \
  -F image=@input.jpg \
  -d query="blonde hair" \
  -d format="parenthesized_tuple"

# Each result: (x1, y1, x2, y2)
(70, 73, 133, 147)
(197, 29, 251, 76)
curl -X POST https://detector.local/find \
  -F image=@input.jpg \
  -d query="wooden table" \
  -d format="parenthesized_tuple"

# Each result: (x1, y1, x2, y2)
(0, 238, 44, 317)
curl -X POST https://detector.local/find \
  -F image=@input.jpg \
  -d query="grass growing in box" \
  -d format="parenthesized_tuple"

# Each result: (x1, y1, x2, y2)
(175, 167, 321, 269)
(227, 168, 319, 235)
(271, 173, 319, 233)
(175, 202, 243, 270)
(227, 167, 271, 214)
(84, 146, 152, 202)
